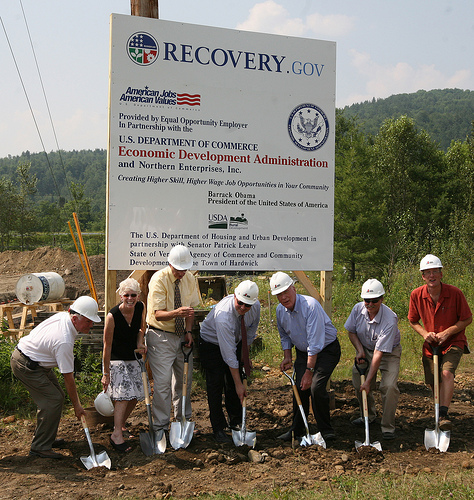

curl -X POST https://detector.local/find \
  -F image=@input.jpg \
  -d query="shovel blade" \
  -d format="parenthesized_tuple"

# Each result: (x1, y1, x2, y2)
(424, 428, 450, 452)
(140, 429, 166, 456)
(310, 432, 327, 449)
(170, 420, 195, 450)
(232, 429, 257, 448)
(355, 439, 382, 452)
(80, 450, 111, 470)
(300, 432, 326, 448)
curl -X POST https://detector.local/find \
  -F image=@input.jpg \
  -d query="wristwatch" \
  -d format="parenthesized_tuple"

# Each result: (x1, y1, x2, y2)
(306, 366, 315, 373)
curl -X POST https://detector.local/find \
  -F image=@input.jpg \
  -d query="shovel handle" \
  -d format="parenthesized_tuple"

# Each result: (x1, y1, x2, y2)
(181, 341, 193, 363)
(431, 344, 440, 407)
(134, 350, 151, 405)
(282, 370, 304, 405)
(354, 357, 368, 376)
(241, 377, 248, 408)
(354, 358, 370, 416)
(81, 414, 89, 430)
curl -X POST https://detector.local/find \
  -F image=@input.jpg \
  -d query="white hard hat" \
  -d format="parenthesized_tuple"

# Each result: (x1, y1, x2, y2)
(270, 272, 294, 295)
(70, 296, 101, 322)
(360, 279, 385, 299)
(420, 254, 443, 271)
(234, 280, 259, 305)
(168, 245, 193, 270)
(94, 391, 114, 417)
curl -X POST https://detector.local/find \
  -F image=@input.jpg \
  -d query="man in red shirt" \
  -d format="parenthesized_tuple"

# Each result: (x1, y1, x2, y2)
(408, 254, 472, 430)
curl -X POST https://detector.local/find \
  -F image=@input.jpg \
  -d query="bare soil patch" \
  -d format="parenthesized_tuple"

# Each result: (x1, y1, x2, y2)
(1, 247, 474, 499)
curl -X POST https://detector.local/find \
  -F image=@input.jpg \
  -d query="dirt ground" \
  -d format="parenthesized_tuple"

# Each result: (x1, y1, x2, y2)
(1, 247, 474, 499)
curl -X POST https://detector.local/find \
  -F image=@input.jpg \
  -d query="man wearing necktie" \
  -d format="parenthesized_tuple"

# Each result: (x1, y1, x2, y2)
(199, 280, 261, 443)
(270, 272, 341, 444)
(146, 245, 200, 442)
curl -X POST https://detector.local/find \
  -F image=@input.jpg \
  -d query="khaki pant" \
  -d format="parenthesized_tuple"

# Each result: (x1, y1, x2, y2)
(146, 329, 192, 431)
(10, 348, 64, 451)
(352, 344, 401, 433)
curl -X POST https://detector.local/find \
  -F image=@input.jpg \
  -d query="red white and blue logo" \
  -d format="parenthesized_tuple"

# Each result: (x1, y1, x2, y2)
(127, 32, 158, 66)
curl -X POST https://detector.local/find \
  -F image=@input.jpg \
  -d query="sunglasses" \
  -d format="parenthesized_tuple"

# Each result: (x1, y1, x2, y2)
(123, 293, 137, 298)
(237, 300, 252, 308)
(364, 297, 381, 304)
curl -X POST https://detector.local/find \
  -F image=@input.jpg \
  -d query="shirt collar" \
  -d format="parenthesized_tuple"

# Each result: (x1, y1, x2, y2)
(361, 302, 382, 324)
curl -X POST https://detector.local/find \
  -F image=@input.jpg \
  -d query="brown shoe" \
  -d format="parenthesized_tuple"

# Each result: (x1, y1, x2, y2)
(30, 449, 63, 459)
(439, 418, 452, 431)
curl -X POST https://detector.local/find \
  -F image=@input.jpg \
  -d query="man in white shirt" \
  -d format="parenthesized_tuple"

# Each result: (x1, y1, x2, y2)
(345, 279, 401, 439)
(11, 296, 101, 459)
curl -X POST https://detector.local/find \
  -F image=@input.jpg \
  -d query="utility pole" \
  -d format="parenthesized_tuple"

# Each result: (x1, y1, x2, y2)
(131, 0, 159, 18)
(105, 0, 159, 314)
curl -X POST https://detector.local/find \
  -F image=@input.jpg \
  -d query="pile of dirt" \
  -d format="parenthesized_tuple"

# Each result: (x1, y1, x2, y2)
(0, 246, 124, 307)
(1, 247, 474, 499)
(0, 374, 474, 499)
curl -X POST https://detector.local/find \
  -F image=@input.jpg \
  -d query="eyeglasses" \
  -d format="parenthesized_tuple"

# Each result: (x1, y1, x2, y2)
(237, 300, 252, 308)
(123, 293, 137, 298)
(364, 297, 381, 304)
(422, 269, 441, 276)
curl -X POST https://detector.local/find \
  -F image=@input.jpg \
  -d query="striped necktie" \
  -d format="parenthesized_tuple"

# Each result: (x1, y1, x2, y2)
(174, 279, 185, 335)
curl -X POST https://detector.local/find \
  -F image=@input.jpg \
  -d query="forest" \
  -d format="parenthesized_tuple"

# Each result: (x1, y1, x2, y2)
(0, 88, 473, 283)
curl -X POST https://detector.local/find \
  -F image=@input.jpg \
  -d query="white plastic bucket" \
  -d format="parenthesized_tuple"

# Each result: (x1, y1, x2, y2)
(15, 272, 66, 305)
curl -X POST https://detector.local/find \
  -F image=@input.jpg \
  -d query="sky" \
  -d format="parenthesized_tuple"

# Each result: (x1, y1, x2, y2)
(1, 0, 473, 158)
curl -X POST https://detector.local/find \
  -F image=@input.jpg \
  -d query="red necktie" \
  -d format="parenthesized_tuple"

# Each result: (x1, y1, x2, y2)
(241, 315, 251, 376)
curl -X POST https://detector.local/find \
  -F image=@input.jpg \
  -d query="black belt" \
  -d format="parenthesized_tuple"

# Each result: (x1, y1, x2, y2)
(16, 347, 40, 369)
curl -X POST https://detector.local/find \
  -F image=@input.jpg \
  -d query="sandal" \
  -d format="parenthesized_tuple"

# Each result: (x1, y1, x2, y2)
(109, 437, 132, 453)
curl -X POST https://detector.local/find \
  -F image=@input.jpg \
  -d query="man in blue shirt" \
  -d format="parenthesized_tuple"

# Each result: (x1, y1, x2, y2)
(199, 280, 261, 443)
(270, 272, 340, 442)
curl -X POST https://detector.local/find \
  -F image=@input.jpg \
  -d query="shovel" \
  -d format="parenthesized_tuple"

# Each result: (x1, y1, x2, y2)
(170, 343, 195, 449)
(424, 344, 450, 452)
(282, 370, 326, 448)
(232, 375, 257, 448)
(354, 358, 382, 452)
(80, 414, 111, 469)
(134, 350, 166, 455)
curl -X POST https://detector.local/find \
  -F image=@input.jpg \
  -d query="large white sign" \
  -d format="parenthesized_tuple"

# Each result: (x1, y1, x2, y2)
(107, 14, 336, 271)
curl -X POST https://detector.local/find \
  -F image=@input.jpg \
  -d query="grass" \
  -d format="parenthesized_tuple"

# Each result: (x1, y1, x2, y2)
(186, 470, 474, 500)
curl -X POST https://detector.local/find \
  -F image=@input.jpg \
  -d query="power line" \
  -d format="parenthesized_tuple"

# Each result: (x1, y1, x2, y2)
(0, 14, 68, 205)
(19, 0, 76, 208)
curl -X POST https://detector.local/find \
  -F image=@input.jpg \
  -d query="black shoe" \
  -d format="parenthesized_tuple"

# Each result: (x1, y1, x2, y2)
(322, 431, 336, 442)
(229, 424, 241, 431)
(382, 432, 395, 440)
(277, 430, 299, 442)
(351, 417, 375, 427)
(29, 449, 63, 459)
(52, 439, 66, 448)
(214, 430, 232, 443)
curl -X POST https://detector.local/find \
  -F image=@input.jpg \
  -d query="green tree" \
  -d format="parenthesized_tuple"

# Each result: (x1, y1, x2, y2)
(16, 162, 38, 251)
(444, 123, 474, 270)
(334, 110, 387, 280)
(0, 177, 18, 251)
(371, 116, 448, 268)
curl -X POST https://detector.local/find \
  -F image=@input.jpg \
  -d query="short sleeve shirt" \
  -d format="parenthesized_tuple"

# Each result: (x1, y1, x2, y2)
(408, 282, 472, 356)
(146, 266, 200, 332)
(17, 311, 77, 373)
(344, 302, 400, 353)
